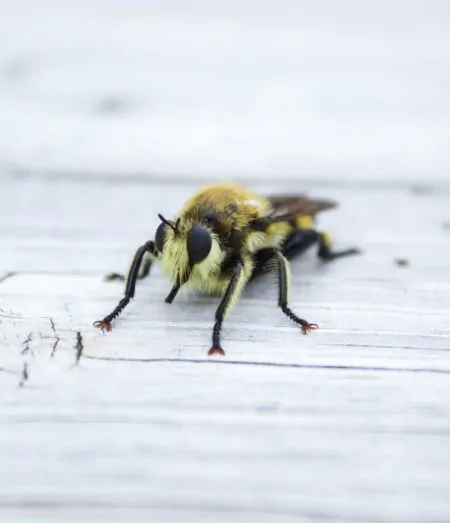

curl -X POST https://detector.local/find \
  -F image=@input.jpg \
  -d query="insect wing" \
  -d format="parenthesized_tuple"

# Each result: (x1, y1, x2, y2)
(267, 195, 337, 223)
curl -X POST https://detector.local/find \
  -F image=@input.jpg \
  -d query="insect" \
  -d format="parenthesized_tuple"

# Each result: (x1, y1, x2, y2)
(93, 182, 360, 355)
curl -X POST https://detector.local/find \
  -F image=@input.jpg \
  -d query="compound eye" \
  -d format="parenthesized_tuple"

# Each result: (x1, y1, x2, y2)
(155, 222, 168, 252)
(187, 225, 212, 265)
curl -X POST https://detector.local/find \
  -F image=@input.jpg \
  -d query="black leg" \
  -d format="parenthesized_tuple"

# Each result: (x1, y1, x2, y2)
(317, 232, 361, 262)
(282, 229, 319, 260)
(252, 230, 320, 278)
(165, 279, 181, 304)
(273, 249, 318, 334)
(282, 229, 361, 263)
(104, 256, 152, 282)
(251, 248, 278, 278)
(209, 259, 246, 356)
(93, 241, 156, 331)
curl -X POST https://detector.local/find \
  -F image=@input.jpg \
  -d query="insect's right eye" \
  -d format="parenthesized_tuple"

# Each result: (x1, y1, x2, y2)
(155, 222, 168, 252)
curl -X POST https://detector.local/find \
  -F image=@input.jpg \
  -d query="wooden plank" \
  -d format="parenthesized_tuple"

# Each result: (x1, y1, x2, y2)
(1, 176, 450, 522)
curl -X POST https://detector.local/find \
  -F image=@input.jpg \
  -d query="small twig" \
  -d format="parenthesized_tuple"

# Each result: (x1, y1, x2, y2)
(49, 318, 60, 358)
(19, 362, 28, 387)
(74, 331, 84, 364)
(21, 332, 33, 354)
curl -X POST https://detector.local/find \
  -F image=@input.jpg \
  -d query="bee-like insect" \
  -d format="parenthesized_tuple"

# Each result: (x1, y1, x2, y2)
(94, 182, 360, 355)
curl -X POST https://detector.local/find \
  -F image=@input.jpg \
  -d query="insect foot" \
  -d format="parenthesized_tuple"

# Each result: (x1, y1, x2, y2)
(300, 323, 318, 335)
(93, 320, 113, 332)
(208, 347, 226, 356)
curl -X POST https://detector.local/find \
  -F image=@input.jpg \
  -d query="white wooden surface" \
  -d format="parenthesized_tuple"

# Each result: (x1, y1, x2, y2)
(1, 174, 450, 523)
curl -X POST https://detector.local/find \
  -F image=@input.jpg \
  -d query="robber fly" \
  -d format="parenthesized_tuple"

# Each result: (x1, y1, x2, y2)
(94, 182, 360, 355)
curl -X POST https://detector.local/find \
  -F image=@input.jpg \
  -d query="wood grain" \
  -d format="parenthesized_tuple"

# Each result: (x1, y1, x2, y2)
(1, 175, 450, 522)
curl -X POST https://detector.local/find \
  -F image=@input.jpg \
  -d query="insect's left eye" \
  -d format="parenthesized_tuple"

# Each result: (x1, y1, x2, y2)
(155, 222, 168, 252)
(187, 225, 212, 265)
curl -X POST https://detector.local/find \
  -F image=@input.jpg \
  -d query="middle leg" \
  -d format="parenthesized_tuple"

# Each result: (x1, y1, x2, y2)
(273, 249, 318, 334)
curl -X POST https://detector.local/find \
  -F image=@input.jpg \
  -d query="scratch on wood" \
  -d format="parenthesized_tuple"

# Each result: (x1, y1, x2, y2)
(83, 355, 450, 375)
(0, 365, 22, 377)
(64, 303, 73, 322)
(19, 362, 28, 387)
(0, 310, 21, 320)
(49, 317, 60, 358)
(0, 271, 16, 283)
(21, 332, 33, 354)
(325, 343, 445, 352)
(75, 331, 84, 364)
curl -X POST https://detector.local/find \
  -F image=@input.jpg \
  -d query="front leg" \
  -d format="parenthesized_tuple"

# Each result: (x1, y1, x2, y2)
(93, 241, 157, 331)
(208, 258, 251, 356)
(165, 278, 181, 304)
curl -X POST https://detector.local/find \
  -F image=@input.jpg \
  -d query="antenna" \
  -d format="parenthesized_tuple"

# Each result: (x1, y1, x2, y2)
(158, 214, 179, 233)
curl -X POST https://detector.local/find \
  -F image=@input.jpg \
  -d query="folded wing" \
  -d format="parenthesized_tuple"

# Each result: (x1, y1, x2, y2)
(267, 195, 337, 222)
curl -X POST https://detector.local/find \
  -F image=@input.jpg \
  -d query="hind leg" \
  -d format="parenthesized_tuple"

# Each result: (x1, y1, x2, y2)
(283, 229, 360, 262)
(282, 229, 318, 259)
(316, 232, 361, 262)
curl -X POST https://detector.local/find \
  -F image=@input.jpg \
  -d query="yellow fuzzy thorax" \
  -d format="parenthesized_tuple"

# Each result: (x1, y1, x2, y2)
(181, 181, 272, 230)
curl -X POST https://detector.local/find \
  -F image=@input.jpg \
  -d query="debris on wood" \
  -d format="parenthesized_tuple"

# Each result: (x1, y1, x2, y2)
(19, 362, 28, 387)
(395, 258, 410, 267)
(75, 331, 84, 364)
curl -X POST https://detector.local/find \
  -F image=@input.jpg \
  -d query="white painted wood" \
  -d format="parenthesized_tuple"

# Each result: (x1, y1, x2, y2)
(1, 175, 450, 522)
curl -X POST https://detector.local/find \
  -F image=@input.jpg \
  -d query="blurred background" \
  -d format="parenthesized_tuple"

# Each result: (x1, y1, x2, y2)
(2, 0, 449, 183)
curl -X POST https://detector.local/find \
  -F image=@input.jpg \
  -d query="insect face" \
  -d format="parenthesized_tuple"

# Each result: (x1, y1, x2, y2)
(155, 214, 221, 286)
